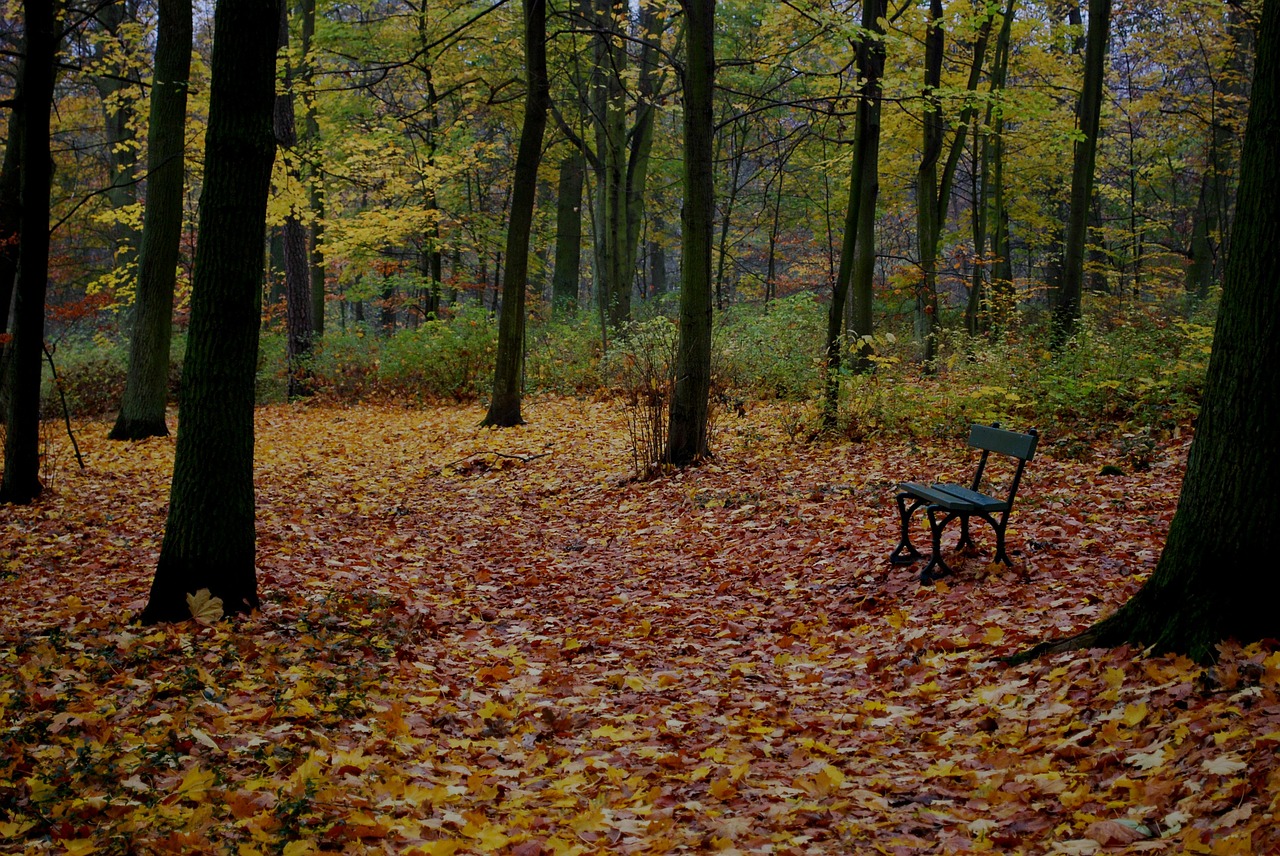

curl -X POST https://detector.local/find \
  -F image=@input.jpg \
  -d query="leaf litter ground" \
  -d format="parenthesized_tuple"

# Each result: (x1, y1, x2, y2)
(2, 400, 1277, 855)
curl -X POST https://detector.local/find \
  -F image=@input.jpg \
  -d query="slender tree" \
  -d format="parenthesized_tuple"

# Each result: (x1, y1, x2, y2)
(141, 0, 282, 622)
(110, 0, 193, 440)
(1017, 0, 1280, 663)
(482, 0, 549, 427)
(823, 0, 886, 425)
(552, 153, 585, 312)
(1, 0, 59, 505)
(665, 0, 715, 465)
(274, 0, 314, 399)
(1053, 0, 1111, 341)
(0, 104, 20, 341)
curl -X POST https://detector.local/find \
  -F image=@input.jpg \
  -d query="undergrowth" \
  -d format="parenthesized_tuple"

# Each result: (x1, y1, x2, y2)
(40, 293, 1213, 449)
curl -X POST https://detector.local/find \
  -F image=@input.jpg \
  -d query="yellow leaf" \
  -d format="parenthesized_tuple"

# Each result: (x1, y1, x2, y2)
(62, 841, 97, 856)
(1202, 755, 1248, 776)
(409, 841, 462, 856)
(186, 589, 224, 625)
(281, 842, 316, 856)
(1120, 702, 1148, 727)
(0, 820, 37, 839)
(178, 765, 217, 800)
(708, 778, 737, 800)
(982, 626, 1005, 645)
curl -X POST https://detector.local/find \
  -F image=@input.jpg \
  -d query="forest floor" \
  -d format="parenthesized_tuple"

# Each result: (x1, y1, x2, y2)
(1, 399, 1277, 855)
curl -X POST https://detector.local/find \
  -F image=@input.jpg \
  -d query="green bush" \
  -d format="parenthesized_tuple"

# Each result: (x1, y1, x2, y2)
(715, 294, 826, 399)
(525, 311, 605, 394)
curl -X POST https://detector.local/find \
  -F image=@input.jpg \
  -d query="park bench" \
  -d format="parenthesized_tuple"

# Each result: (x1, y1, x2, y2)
(889, 424, 1038, 584)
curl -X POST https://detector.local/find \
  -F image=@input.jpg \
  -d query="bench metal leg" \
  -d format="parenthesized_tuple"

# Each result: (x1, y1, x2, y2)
(958, 515, 975, 551)
(920, 506, 957, 584)
(890, 493, 926, 565)
(992, 515, 1012, 565)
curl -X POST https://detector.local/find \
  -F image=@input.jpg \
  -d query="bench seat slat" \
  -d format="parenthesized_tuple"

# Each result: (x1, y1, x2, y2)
(929, 483, 1008, 512)
(898, 482, 982, 512)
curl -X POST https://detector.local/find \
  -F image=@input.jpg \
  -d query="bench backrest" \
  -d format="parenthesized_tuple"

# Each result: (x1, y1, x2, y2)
(967, 424, 1037, 511)
(967, 424, 1038, 461)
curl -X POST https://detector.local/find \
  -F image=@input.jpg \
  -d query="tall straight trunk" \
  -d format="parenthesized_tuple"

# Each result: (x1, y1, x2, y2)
(1022, 0, 1280, 663)
(552, 153, 585, 312)
(0, 0, 58, 505)
(110, 0, 192, 440)
(298, 0, 325, 335)
(274, 1, 313, 398)
(482, 0, 549, 427)
(665, 0, 715, 466)
(977, 0, 1016, 330)
(822, 0, 886, 424)
(1054, 0, 1111, 342)
(141, 0, 282, 622)
(714, 123, 744, 310)
(0, 100, 21, 339)
(93, 0, 142, 268)
(914, 0, 944, 365)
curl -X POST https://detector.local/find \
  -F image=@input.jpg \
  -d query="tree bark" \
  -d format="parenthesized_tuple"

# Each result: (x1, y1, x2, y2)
(823, 0, 886, 425)
(298, 0, 326, 336)
(1054, 0, 1111, 342)
(1018, 0, 1280, 664)
(0, 102, 20, 341)
(110, 0, 192, 441)
(914, 0, 944, 365)
(1, 0, 58, 505)
(552, 153, 585, 312)
(275, 1, 313, 399)
(141, 0, 282, 622)
(665, 0, 715, 465)
(92, 0, 142, 269)
(482, 0, 549, 427)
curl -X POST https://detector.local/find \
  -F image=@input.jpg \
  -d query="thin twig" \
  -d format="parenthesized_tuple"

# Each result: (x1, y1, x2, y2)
(441, 450, 550, 470)
(41, 344, 85, 470)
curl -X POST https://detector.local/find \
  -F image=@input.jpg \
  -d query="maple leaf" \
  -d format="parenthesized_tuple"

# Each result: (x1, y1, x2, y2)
(1201, 755, 1248, 776)
(186, 589, 224, 625)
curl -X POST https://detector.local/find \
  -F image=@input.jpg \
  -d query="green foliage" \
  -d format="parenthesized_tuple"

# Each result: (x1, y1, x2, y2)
(525, 311, 605, 394)
(603, 318, 680, 477)
(715, 294, 826, 400)
(40, 335, 183, 419)
(819, 300, 1216, 448)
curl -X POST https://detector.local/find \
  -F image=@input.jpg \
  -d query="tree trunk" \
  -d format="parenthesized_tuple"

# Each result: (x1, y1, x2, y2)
(0, 0, 58, 505)
(0, 103, 20, 341)
(140, 0, 281, 621)
(552, 153, 585, 312)
(298, 0, 326, 336)
(1054, 0, 1110, 342)
(822, 0, 886, 425)
(93, 0, 142, 269)
(110, 0, 192, 441)
(274, 1, 313, 399)
(665, 0, 715, 465)
(1020, 0, 1280, 664)
(482, 0, 548, 427)
(914, 0, 944, 365)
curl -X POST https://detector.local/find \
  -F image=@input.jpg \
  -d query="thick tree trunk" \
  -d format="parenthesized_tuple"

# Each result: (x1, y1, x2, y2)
(665, 0, 715, 465)
(1020, 0, 1280, 664)
(141, 0, 281, 622)
(1054, 0, 1110, 342)
(482, 0, 548, 427)
(110, 0, 192, 441)
(552, 153, 585, 312)
(1, 0, 58, 505)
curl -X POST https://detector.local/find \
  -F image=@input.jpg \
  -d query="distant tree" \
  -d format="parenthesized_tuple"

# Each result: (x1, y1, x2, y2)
(1053, 0, 1111, 341)
(274, 0, 314, 399)
(141, 0, 282, 622)
(1017, 0, 1280, 663)
(109, 0, 193, 440)
(1, 0, 59, 505)
(665, 0, 715, 465)
(823, 0, 886, 425)
(482, 0, 549, 427)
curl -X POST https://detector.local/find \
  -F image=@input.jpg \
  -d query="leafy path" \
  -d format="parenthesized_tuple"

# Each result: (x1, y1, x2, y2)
(2, 400, 1276, 854)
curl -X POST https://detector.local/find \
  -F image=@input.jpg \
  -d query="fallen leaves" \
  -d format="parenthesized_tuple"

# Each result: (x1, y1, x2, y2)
(1, 400, 1278, 853)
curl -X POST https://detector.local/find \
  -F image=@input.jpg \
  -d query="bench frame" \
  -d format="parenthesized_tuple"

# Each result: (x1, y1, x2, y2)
(889, 424, 1038, 584)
